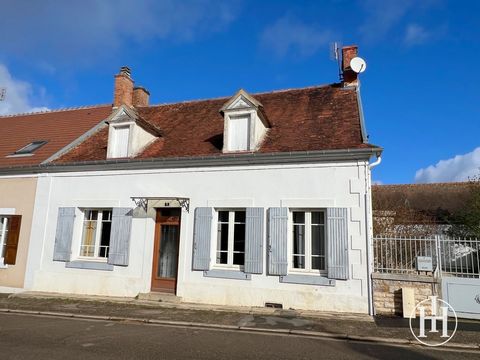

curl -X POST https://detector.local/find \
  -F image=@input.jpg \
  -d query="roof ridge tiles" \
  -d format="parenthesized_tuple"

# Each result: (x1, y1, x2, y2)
(0, 104, 111, 118)
(141, 83, 339, 108)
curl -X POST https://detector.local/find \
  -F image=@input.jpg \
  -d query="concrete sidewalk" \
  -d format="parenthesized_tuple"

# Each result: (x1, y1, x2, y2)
(1, 292, 479, 351)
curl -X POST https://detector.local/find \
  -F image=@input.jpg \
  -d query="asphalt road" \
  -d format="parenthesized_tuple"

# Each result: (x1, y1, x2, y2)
(0, 313, 477, 360)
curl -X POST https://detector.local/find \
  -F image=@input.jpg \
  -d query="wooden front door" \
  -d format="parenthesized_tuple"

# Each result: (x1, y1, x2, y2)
(151, 208, 181, 293)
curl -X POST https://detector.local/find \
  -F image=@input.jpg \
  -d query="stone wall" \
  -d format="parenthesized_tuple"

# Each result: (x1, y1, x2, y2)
(372, 273, 439, 316)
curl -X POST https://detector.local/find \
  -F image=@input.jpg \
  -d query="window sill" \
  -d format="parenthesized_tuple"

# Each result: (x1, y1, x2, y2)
(65, 261, 114, 271)
(280, 274, 335, 286)
(203, 269, 251, 280)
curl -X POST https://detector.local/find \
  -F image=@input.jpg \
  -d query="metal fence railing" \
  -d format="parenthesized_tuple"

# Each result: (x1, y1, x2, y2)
(373, 236, 480, 278)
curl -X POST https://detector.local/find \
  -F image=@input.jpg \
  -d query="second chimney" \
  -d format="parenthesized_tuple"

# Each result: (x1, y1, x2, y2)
(133, 86, 150, 107)
(113, 66, 134, 107)
(341, 45, 358, 86)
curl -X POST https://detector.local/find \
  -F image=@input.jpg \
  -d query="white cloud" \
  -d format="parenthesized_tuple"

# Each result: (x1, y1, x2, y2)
(415, 147, 480, 183)
(359, 0, 415, 42)
(0, 64, 49, 115)
(404, 24, 431, 46)
(372, 180, 384, 185)
(260, 16, 333, 58)
(0, 0, 241, 65)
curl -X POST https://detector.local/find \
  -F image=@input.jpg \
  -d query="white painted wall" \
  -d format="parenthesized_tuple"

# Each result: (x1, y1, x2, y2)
(25, 160, 370, 313)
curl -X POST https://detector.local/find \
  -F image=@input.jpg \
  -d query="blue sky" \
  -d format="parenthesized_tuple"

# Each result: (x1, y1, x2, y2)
(0, 0, 479, 184)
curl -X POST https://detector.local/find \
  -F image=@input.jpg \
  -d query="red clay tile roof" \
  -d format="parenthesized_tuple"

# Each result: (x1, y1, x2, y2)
(54, 84, 377, 164)
(0, 105, 112, 168)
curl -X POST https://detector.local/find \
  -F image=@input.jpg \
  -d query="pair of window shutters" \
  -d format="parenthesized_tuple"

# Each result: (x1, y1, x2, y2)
(3, 215, 22, 265)
(53, 207, 133, 266)
(193, 207, 264, 274)
(193, 207, 349, 280)
(269, 207, 349, 280)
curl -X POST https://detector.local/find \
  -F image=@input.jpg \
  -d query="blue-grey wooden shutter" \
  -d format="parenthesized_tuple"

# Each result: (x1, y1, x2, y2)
(244, 207, 264, 274)
(327, 208, 349, 280)
(268, 207, 288, 275)
(53, 207, 76, 262)
(108, 208, 133, 266)
(192, 207, 213, 271)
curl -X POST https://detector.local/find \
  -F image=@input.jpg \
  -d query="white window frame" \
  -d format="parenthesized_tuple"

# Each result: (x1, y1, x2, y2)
(225, 111, 253, 152)
(0, 216, 9, 268)
(213, 209, 246, 270)
(288, 209, 327, 275)
(77, 209, 112, 262)
(111, 124, 131, 158)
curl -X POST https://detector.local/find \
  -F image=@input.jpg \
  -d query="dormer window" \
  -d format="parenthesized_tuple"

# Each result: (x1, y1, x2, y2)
(111, 125, 130, 158)
(106, 105, 162, 159)
(228, 114, 250, 151)
(220, 89, 270, 153)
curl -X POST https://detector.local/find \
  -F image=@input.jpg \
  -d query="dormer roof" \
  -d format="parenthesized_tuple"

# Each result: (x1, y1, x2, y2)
(220, 89, 263, 113)
(106, 105, 163, 137)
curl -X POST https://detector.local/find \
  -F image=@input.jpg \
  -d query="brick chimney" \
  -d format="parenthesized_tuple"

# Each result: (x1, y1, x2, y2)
(113, 66, 134, 107)
(133, 86, 150, 107)
(342, 45, 358, 86)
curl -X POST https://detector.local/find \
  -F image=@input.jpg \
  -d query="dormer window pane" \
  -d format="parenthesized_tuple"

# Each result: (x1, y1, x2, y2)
(112, 125, 130, 158)
(229, 115, 250, 151)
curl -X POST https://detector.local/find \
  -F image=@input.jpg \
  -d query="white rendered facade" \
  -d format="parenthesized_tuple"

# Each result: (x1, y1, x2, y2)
(24, 158, 374, 314)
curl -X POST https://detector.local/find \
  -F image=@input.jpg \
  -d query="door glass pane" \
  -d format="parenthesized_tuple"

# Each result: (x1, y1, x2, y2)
(158, 225, 178, 278)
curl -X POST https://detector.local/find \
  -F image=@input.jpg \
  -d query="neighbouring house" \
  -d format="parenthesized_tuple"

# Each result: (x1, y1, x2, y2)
(2, 46, 382, 314)
(0, 106, 112, 292)
(372, 182, 474, 236)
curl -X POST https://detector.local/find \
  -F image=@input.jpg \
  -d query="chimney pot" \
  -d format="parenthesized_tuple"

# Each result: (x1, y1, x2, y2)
(120, 66, 131, 78)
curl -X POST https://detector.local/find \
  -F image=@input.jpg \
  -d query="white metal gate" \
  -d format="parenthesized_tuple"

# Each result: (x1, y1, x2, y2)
(373, 236, 480, 319)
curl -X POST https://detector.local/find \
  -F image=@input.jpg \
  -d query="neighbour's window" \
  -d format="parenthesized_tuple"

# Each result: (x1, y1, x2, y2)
(0, 216, 9, 262)
(216, 210, 246, 266)
(80, 209, 112, 259)
(13, 140, 48, 155)
(291, 210, 326, 272)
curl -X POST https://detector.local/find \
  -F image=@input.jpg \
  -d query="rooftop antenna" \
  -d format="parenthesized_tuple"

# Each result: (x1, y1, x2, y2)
(0, 88, 6, 101)
(330, 42, 343, 82)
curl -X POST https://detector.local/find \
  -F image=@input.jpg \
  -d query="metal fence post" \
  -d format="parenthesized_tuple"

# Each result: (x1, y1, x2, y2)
(434, 235, 443, 279)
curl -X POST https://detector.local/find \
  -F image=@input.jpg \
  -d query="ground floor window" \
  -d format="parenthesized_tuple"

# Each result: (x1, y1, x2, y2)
(0, 216, 9, 262)
(291, 210, 326, 272)
(80, 209, 112, 259)
(216, 210, 246, 267)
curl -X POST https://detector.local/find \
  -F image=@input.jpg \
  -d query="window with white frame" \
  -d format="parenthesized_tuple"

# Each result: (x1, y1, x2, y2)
(111, 125, 130, 158)
(216, 210, 246, 267)
(291, 210, 326, 272)
(79, 209, 112, 259)
(0, 216, 9, 263)
(227, 115, 250, 151)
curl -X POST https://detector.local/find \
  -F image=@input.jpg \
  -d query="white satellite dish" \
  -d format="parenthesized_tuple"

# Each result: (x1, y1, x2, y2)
(350, 57, 367, 73)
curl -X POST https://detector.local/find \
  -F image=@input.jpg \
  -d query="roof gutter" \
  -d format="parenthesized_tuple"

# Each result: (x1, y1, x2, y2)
(0, 147, 383, 176)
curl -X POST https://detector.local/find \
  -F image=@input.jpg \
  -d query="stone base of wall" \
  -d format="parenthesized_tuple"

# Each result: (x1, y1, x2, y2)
(372, 273, 440, 316)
